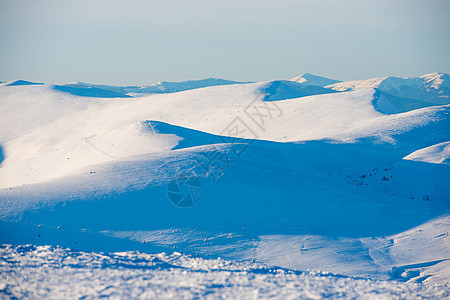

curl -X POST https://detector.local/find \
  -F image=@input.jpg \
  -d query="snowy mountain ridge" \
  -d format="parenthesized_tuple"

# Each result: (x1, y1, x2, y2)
(52, 77, 250, 97)
(325, 72, 449, 104)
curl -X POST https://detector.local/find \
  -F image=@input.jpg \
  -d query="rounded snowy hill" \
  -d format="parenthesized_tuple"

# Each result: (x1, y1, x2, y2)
(290, 73, 341, 87)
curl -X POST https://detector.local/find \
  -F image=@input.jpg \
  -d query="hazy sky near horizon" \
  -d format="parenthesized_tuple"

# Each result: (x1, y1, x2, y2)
(1, 0, 449, 85)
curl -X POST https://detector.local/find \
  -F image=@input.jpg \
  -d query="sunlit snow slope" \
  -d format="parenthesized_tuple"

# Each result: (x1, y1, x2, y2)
(1, 74, 449, 290)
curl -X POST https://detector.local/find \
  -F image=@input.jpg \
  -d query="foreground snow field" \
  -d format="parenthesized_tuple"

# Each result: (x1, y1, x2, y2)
(1, 73, 449, 298)
(1, 244, 449, 299)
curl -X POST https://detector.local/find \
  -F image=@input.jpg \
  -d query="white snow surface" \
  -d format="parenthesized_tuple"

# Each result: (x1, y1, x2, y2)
(1, 73, 450, 298)
(326, 73, 449, 105)
(1, 244, 448, 300)
(52, 77, 249, 98)
(404, 141, 450, 165)
(0, 82, 447, 188)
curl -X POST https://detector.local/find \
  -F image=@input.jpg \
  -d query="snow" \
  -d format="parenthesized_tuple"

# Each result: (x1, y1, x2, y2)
(248, 214, 450, 285)
(404, 142, 450, 165)
(0, 80, 43, 86)
(326, 77, 387, 91)
(326, 73, 449, 105)
(54, 78, 249, 98)
(1, 73, 450, 297)
(1, 244, 448, 299)
(259, 80, 335, 101)
(0, 81, 447, 188)
(289, 73, 341, 87)
(421, 73, 450, 91)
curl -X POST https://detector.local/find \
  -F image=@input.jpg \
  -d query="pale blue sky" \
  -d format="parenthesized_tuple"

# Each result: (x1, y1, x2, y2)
(1, 0, 449, 85)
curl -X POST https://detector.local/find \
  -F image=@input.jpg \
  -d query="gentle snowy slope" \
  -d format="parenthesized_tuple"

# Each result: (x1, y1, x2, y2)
(404, 141, 450, 165)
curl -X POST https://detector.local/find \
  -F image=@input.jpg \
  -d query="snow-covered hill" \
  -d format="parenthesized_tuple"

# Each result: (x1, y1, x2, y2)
(0, 73, 449, 297)
(290, 73, 341, 87)
(289, 72, 450, 114)
(326, 73, 449, 105)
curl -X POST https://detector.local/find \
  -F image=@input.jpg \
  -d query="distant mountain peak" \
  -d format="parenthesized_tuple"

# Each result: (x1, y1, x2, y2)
(1, 80, 43, 86)
(421, 72, 448, 78)
(421, 72, 449, 89)
(326, 72, 450, 105)
(290, 73, 341, 87)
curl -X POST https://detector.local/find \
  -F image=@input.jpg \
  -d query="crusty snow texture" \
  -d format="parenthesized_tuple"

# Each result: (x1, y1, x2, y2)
(1, 245, 448, 300)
